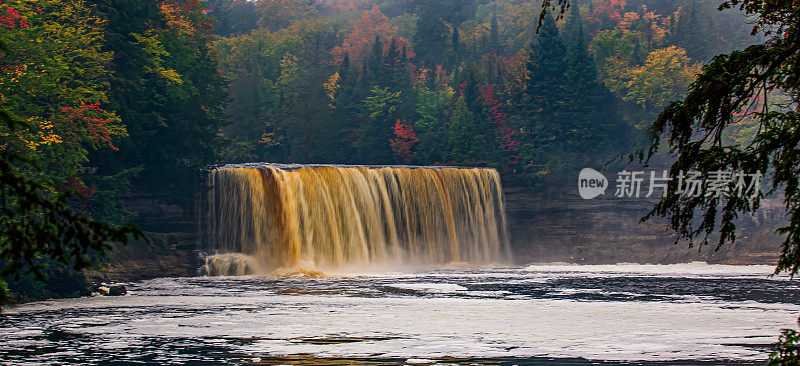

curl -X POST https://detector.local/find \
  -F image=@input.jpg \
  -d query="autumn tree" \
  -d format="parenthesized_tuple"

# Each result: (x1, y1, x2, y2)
(589, 0, 626, 28)
(0, 0, 126, 185)
(0, 0, 143, 302)
(331, 5, 412, 66)
(390, 119, 419, 164)
(480, 85, 520, 168)
(620, 46, 700, 115)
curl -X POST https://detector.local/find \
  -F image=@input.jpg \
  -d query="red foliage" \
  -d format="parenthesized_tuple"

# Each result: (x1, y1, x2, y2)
(390, 119, 419, 164)
(480, 85, 520, 166)
(588, 0, 626, 27)
(60, 102, 119, 151)
(331, 5, 413, 65)
(0, 5, 29, 29)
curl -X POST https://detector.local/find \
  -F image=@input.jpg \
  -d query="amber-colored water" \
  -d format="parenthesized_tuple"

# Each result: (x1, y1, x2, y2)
(204, 165, 509, 272)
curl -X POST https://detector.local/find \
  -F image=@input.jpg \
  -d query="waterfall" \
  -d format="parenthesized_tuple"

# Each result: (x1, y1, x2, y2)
(203, 164, 509, 274)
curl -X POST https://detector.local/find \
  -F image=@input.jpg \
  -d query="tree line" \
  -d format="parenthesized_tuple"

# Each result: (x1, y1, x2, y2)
(0, 0, 757, 301)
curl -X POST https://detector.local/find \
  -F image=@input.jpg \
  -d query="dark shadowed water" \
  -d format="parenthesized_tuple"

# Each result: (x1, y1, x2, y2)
(1, 263, 798, 365)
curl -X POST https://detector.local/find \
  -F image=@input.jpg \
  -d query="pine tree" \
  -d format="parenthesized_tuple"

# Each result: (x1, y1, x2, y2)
(451, 27, 461, 65)
(671, 0, 711, 62)
(396, 45, 412, 97)
(563, 11, 622, 153)
(489, 7, 501, 53)
(366, 34, 384, 83)
(414, 0, 449, 67)
(447, 97, 479, 163)
(87, 0, 226, 206)
(524, 15, 567, 135)
(378, 37, 400, 89)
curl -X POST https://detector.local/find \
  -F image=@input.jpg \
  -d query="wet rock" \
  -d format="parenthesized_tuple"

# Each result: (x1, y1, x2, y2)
(107, 284, 127, 296)
(90, 283, 127, 296)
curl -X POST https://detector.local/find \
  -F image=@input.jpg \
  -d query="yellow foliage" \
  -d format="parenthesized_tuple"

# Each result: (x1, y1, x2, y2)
(623, 46, 701, 113)
(323, 72, 341, 108)
(0, 117, 63, 151)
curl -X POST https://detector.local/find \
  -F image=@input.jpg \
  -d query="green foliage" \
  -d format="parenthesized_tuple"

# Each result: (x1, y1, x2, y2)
(619, 46, 701, 115)
(0, 146, 143, 282)
(0, 0, 125, 183)
(413, 0, 449, 67)
(525, 15, 566, 128)
(89, 0, 227, 207)
(256, 0, 316, 32)
(0, 278, 8, 304)
(447, 98, 480, 163)
(0, 118, 144, 304)
(207, 0, 258, 37)
(644, 0, 800, 275)
(215, 28, 303, 154)
(414, 89, 450, 163)
(359, 86, 402, 163)
(771, 320, 800, 365)
(4, 258, 91, 302)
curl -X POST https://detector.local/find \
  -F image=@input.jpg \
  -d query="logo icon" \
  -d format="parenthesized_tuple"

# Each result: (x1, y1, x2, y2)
(578, 168, 607, 199)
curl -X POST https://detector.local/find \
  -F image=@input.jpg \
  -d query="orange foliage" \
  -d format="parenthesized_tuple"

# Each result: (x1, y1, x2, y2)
(159, 0, 213, 35)
(590, 0, 626, 26)
(331, 5, 413, 65)
(618, 6, 671, 44)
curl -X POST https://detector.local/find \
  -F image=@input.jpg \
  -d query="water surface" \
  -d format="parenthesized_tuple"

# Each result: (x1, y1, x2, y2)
(1, 263, 798, 365)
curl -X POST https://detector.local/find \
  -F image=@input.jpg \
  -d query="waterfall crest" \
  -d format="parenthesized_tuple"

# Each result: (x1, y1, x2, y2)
(205, 164, 509, 272)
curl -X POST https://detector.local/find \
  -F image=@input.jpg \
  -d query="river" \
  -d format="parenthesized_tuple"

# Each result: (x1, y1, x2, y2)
(1, 262, 798, 365)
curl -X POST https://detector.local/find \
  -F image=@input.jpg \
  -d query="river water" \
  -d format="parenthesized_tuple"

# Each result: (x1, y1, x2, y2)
(1, 262, 799, 365)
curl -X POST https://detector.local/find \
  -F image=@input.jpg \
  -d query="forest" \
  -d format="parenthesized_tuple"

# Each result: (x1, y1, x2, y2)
(0, 0, 761, 300)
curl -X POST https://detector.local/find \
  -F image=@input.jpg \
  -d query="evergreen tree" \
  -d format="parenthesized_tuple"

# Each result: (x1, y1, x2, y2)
(524, 15, 567, 138)
(207, 0, 258, 37)
(447, 98, 479, 163)
(453, 66, 498, 164)
(489, 8, 502, 53)
(414, 0, 449, 67)
(359, 87, 401, 163)
(450, 27, 461, 66)
(367, 34, 384, 82)
(88, 0, 226, 208)
(563, 11, 624, 154)
(378, 37, 400, 88)
(671, 0, 712, 62)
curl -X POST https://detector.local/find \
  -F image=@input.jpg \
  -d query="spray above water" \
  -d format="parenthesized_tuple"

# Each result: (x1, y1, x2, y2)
(203, 164, 510, 274)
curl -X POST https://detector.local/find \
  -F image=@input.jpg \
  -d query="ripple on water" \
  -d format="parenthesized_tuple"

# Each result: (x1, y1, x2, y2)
(0, 264, 797, 364)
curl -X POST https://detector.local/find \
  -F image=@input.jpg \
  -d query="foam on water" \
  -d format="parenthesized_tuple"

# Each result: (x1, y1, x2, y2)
(522, 261, 781, 278)
(2, 265, 798, 364)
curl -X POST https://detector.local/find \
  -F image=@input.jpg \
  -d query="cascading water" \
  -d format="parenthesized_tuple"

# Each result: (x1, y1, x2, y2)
(202, 164, 510, 274)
